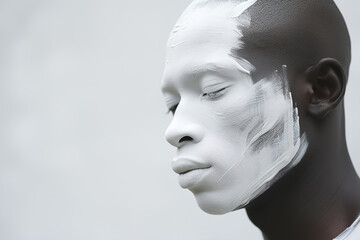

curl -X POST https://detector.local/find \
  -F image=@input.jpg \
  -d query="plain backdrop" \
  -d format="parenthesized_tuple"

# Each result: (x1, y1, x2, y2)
(0, 0, 358, 239)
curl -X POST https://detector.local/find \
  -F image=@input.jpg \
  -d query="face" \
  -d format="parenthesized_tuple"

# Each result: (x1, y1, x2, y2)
(161, 1, 307, 215)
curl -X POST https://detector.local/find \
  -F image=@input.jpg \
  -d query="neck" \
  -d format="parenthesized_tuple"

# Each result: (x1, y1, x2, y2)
(245, 112, 360, 240)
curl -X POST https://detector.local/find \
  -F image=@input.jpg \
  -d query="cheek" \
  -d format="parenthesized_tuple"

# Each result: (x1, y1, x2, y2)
(207, 77, 300, 168)
(209, 85, 265, 147)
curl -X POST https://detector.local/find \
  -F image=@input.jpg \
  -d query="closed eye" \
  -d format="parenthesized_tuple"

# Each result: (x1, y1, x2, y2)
(202, 87, 227, 99)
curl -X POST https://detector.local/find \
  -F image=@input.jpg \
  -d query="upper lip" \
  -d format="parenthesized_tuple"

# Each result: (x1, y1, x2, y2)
(172, 158, 211, 174)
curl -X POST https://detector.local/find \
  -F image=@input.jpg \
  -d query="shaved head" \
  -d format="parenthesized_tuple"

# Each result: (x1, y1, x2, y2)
(234, 0, 351, 81)
(175, 0, 351, 83)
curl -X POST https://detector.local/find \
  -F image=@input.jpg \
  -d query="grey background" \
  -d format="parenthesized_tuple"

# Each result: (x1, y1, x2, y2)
(0, 0, 358, 239)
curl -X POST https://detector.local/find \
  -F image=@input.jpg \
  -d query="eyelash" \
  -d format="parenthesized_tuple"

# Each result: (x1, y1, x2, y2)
(202, 87, 227, 99)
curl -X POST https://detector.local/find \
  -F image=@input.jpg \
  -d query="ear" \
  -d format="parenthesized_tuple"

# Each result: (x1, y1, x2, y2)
(307, 58, 346, 118)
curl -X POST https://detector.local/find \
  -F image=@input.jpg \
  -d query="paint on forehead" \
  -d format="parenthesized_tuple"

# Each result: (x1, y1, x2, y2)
(165, 0, 258, 75)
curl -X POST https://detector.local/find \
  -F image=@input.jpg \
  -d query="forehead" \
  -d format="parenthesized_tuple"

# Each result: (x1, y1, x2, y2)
(162, 2, 255, 90)
(166, 8, 238, 57)
(166, 1, 254, 56)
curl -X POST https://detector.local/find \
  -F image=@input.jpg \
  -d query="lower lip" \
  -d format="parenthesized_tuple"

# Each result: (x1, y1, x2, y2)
(178, 168, 211, 189)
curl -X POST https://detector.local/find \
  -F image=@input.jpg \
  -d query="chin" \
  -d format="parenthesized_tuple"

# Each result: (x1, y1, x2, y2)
(193, 191, 247, 215)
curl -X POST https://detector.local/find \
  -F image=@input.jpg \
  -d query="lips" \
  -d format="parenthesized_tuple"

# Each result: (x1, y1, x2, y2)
(172, 158, 211, 174)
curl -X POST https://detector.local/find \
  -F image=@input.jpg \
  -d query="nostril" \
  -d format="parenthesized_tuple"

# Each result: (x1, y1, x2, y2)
(179, 136, 193, 143)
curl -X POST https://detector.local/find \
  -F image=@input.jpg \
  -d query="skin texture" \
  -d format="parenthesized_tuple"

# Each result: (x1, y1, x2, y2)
(162, 0, 360, 239)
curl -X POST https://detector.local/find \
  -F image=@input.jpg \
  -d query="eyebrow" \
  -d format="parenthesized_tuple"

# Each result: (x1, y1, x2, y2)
(161, 60, 251, 93)
(190, 63, 231, 75)
(161, 64, 223, 93)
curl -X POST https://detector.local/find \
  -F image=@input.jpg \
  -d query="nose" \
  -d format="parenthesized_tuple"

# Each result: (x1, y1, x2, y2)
(165, 109, 204, 148)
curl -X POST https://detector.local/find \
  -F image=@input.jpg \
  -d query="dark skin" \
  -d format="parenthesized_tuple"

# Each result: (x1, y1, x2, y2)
(231, 1, 360, 239)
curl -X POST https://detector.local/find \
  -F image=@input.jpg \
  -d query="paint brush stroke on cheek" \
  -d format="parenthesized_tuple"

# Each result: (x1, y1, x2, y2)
(215, 66, 308, 208)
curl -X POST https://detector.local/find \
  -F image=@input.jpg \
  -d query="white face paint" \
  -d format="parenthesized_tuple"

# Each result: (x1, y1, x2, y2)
(161, 0, 308, 215)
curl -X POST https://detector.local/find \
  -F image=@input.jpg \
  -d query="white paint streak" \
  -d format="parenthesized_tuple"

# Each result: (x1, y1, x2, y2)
(213, 66, 307, 209)
(232, 0, 257, 18)
(165, 0, 257, 74)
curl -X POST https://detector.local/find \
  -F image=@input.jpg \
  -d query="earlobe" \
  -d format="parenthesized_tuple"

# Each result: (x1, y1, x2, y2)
(307, 58, 346, 118)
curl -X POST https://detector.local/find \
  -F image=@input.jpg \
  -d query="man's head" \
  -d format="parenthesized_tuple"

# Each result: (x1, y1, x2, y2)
(161, 0, 351, 215)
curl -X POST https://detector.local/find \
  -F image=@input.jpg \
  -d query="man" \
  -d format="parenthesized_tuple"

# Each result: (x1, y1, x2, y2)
(161, 0, 360, 239)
